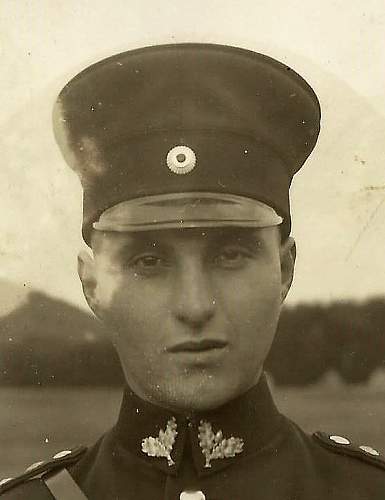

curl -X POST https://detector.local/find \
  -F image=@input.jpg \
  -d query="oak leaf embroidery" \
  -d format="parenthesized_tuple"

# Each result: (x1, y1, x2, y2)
(141, 417, 178, 466)
(198, 420, 244, 468)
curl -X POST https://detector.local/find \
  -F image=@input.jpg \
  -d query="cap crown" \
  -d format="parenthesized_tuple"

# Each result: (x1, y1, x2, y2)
(53, 43, 321, 242)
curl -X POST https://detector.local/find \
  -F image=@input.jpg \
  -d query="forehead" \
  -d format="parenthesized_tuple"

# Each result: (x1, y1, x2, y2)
(91, 226, 281, 254)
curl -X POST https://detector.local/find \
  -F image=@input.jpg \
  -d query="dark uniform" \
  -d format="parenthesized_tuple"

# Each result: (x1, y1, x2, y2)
(2, 44, 385, 499)
(2, 375, 385, 498)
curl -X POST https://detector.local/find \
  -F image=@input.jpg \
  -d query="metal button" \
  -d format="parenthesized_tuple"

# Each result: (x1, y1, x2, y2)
(329, 435, 350, 445)
(53, 450, 72, 459)
(359, 445, 380, 456)
(180, 491, 206, 500)
(0, 478, 13, 486)
(25, 461, 44, 472)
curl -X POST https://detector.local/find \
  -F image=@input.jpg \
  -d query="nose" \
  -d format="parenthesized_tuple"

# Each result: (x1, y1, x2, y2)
(172, 258, 216, 329)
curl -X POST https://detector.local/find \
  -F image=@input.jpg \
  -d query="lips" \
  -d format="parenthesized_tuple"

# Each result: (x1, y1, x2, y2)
(168, 339, 228, 353)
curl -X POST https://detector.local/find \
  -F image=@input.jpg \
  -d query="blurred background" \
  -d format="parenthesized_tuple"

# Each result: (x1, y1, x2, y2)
(1, 0, 385, 478)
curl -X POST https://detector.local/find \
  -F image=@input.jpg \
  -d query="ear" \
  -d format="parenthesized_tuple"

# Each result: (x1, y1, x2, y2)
(279, 236, 296, 303)
(78, 249, 99, 314)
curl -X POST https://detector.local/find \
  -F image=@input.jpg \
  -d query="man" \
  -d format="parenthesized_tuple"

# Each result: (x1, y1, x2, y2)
(1, 43, 384, 499)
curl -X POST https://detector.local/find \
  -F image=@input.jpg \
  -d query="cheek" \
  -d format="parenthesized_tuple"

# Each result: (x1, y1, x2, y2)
(219, 264, 282, 316)
(218, 266, 282, 351)
(95, 275, 167, 349)
(94, 269, 123, 308)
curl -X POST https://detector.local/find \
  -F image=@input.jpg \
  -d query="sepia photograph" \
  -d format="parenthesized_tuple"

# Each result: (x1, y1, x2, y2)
(1, 1, 385, 498)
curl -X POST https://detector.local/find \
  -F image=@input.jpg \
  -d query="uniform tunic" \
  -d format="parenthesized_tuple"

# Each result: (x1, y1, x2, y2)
(63, 375, 385, 499)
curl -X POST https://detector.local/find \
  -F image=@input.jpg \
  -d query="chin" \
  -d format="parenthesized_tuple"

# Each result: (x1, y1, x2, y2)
(149, 375, 247, 414)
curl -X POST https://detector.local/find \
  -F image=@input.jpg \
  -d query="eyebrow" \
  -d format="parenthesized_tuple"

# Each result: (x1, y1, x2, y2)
(208, 229, 263, 245)
(111, 235, 161, 259)
(107, 228, 264, 257)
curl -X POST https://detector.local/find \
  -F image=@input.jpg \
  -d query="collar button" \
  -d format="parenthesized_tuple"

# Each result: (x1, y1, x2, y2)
(180, 491, 206, 500)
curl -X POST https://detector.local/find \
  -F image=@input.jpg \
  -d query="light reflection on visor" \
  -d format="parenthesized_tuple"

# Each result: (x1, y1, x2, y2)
(93, 192, 283, 232)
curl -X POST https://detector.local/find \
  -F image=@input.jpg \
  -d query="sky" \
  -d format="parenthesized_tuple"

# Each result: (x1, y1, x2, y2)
(1, 0, 385, 314)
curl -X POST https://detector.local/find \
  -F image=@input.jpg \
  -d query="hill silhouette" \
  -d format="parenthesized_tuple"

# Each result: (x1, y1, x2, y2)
(0, 282, 123, 386)
(1, 286, 102, 343)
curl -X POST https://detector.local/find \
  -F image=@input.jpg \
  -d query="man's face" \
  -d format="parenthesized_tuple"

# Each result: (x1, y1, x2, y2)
(80, 226, 294, 412)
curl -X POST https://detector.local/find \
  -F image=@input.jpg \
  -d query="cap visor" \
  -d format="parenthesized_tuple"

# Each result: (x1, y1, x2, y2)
(92, 193, 282, 232)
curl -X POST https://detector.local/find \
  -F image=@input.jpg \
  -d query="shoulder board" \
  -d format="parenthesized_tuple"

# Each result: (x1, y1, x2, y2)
(313, 431, 385, 471)
(0, 446, 87, 496)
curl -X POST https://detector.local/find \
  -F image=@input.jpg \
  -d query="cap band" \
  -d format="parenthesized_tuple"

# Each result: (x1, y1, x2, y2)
(92, 192, 283, 232)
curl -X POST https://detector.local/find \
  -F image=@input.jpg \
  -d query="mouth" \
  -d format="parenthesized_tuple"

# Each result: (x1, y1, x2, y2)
(168, 339, 228, 353)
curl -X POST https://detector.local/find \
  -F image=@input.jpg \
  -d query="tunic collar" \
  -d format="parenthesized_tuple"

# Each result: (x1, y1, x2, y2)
(112, 373, 285, 477)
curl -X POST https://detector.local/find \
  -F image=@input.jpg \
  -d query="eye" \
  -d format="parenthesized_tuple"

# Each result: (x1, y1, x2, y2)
(214, 247, 251, 268)
(130, 254, 167, 275)
(136, 255, 161, 267)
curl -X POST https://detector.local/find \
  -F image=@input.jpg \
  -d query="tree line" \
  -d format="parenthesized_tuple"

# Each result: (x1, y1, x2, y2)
(266, 298, 385, 384)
